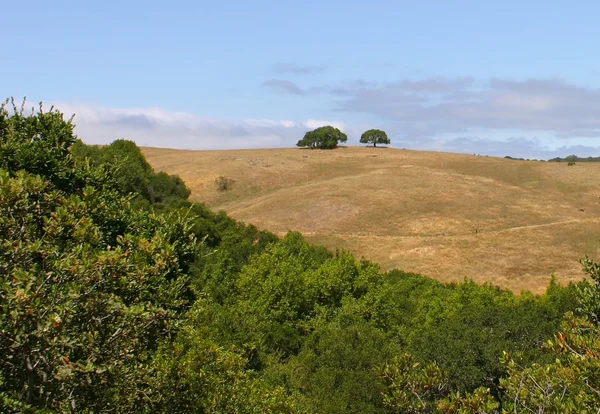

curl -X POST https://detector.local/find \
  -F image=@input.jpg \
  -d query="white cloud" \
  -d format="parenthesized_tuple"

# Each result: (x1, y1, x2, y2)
(53, 102, 347, 150)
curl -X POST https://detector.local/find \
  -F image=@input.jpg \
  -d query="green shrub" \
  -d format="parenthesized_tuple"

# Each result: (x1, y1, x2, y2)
(215, 175, 234, 191)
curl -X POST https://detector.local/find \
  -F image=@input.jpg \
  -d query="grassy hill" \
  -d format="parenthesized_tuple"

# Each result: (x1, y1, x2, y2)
(142, 146, 600, 293)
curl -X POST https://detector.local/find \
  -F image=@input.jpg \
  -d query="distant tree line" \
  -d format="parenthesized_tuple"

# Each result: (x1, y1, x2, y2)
(505, 154, 600, 162)
(548, 154, 600, 162)
(503, 156, 545, 162)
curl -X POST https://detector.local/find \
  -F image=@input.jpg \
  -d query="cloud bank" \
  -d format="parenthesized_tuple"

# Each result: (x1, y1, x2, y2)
(258, 76, 600, 157)
(265, 77, 600, 137)
(331, 77, 600, 140)
(55, 102, 345, 150)
(39, 75, 600, 158)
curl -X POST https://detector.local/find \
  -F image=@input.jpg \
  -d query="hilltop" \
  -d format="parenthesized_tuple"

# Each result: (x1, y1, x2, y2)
(143, 146, 600, 293)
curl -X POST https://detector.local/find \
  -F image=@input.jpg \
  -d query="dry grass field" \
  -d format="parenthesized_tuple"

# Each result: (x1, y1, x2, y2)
(142, 146, 600, 293)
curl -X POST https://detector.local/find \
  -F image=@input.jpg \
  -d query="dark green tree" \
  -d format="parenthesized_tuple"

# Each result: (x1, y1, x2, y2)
(147, 315, 300, 413)
(360, 129, 390, 147)
(0, 98, 78, 192)
(0, 100, 300, 413)
(0, 102, 199, 411)
(407, 281, 567, 394)
(279, 310, 401, 414)
(496, 258, 600, 412)
(564, 154, 578, 163)
(296, 126, 347, 149)
(71, 139, 191, 205)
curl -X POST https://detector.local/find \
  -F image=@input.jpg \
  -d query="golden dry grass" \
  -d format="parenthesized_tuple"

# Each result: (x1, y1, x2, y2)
(142, 146, 600, 293)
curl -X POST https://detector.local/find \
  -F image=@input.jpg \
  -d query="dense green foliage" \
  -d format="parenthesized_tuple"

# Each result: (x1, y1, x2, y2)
(0, 101, 197, 411)
(70, 139, 191, 205)
(0, 101, 289, 412)
(296, 126, 348, 149)
(360, 129, 390, 147)
(1, 99, 598, 412)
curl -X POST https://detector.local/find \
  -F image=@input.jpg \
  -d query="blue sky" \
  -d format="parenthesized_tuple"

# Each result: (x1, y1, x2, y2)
(4, 0, 600, 157)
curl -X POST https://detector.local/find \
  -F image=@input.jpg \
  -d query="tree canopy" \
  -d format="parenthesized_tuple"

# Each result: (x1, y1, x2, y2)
(1, 97, 598, 413)
(296, 126, 347, 149)
(360, 129, 390, 147)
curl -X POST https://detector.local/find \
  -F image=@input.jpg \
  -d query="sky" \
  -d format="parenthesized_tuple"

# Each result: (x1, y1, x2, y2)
(4, 0, 600, 158)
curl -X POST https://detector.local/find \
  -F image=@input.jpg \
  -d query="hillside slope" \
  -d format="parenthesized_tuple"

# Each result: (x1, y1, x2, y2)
(142, 146, 600, 293)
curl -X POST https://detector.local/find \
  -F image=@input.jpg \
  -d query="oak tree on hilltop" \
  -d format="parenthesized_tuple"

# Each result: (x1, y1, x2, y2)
(296, 126, 347, 149)
(360, 129, 390, 147)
